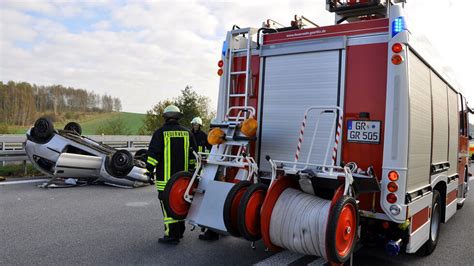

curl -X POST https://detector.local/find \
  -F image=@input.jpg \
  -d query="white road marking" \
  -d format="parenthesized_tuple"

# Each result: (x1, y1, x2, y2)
(0, 179, 49, 186)
(126, 201, 151, 207)
(254, 251, 305, 266)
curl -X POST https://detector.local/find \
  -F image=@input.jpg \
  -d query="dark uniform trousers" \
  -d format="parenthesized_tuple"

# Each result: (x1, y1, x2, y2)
(146, 120, 197, 239)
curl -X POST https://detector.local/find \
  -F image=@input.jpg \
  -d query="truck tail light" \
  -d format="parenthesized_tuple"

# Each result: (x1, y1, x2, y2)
(388, 171, 399, 181)
(392, 43, 403, 53)
(387, 193, 398, 204)
(217, 68, 224, 76)
(387, 182, 398, 192)
(391, 55, 404, 65)
(218, 60, 224, 67)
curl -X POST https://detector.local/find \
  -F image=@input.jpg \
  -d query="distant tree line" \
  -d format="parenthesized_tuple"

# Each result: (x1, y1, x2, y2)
(139, 86, 214, 134)
(0, 81, 122, 126)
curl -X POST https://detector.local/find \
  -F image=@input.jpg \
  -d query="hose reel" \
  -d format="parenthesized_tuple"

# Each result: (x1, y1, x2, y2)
(261, 176, 359, 264)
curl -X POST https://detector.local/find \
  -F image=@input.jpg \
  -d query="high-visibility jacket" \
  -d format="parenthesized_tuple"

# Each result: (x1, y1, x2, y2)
(191, 129, 212, 153)
(146, 120, 197, 191)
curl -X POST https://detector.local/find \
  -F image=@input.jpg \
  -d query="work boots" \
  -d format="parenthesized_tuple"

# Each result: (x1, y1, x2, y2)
(198, 229, 219, 241)
(158, 236, 179, 245)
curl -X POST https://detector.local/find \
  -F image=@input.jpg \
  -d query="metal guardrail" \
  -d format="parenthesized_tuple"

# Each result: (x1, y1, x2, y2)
(0, 135, 151, 167)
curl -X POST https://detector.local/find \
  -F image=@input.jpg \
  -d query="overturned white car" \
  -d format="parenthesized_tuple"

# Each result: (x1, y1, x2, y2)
(25, 117, 151, 188)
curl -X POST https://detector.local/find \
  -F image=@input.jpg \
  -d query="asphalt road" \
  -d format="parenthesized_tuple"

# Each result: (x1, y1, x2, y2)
(0, 174, 472, 266)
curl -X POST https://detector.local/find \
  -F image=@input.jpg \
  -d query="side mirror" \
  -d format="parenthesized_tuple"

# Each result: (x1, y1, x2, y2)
(469, 134, 473, 141)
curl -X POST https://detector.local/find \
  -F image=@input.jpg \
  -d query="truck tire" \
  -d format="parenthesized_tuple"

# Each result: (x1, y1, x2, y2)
(421, 190, 441, 255)
(64, 122, 82, 135)
(457, 167, 469, 210)
(107, 150, 134, 177)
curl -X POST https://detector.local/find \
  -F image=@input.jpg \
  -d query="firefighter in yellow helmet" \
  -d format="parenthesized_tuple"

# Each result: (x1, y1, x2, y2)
(146, 105, 197, 245)
(190, 117, 219, 241)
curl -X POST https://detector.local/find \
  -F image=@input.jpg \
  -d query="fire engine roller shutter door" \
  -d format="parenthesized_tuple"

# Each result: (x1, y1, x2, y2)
(430, 73, 449, 166)
(259, 51, 341, 172)
(447, 88, 459, 177)
(407, 52, 432, 193)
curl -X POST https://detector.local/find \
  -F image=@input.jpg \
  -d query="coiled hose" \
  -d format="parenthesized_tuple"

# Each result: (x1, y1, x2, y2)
(269, 188, 331, 259)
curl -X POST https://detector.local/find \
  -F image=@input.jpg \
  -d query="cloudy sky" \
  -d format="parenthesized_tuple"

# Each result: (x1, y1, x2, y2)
(1, 0, 472, 113)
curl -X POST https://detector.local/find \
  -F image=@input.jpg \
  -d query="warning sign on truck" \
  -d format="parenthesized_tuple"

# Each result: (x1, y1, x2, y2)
(347, 120, 381, 144)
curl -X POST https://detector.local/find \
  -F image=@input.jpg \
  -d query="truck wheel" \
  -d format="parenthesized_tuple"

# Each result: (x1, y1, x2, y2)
(162, 171, 197, 220)
(107, 150, 134, 177)
(64, 122, 82, 135)
(457, 167, 469, 210)
(422, 190, 441, 255)
(237, 183, 268, 241)
(326, 195, 359, 264)
(31, 117, 54, 142)
(223, 181, 252, 237)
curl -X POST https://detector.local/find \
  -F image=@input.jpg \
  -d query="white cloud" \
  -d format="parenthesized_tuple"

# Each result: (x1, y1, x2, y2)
(0, 0, 473, 113)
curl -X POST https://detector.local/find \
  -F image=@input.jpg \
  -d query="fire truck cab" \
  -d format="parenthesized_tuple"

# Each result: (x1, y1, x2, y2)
(163, 1, 471, 263)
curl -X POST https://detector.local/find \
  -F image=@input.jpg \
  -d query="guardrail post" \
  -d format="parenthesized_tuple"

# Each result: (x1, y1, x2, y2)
(22, 141, 27, 175)
(1, 140, 4, 167)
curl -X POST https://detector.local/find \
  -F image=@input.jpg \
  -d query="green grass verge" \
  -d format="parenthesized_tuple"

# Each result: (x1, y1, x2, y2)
(7, 112, 146, 135)
(0, 164, 43, 177)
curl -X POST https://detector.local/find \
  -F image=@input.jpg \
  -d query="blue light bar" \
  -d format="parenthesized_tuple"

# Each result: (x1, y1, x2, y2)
(392, 16, 406, 37)
(222, 40, 228, 56)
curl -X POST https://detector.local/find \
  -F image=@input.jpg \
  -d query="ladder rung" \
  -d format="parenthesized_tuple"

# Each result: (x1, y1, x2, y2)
(229, 94, 246, 97)
(231, 28, 251, 35)
(232, 48, 249, 53)
(230, 71, 247, 75)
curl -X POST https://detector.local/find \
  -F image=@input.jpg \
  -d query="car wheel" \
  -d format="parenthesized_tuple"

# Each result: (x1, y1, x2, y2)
(64, 122, 82, 135)
(107, 150, 134, 177)
(134, 149, 148, 163)
(31, 117, 54, 142)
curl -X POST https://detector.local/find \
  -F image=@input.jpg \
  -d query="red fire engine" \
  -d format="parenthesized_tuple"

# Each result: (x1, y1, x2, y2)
(162, 0, 472, 264)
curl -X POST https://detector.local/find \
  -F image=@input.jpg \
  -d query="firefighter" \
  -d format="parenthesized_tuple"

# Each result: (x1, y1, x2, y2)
(146, 105, 197, 245)
(189, 117, 219, 241)
(190, 117, 212, 153)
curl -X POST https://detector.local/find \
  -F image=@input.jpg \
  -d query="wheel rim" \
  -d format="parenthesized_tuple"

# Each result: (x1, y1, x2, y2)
(115, 153, 128, 167)
(244, 189, 266, 236)
(169, 177, 194, 216)
(431, 202, 440, 241)
(335, 204, 356, 257)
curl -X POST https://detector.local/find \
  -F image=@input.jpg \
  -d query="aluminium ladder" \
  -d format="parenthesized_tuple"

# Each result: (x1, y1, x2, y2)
(225, 28, 256, 121)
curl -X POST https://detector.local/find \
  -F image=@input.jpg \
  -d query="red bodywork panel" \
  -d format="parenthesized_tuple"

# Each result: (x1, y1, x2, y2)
(411, 207, 430, 232)
(342, 43, 388, 212)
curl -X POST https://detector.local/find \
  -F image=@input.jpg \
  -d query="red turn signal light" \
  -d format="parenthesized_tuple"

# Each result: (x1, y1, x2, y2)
(218, 60, 224, 67)
(391, 55, 404, 65)
(217, 68, 224, 76)
(392, 43, 403, 53)
(388, 171, 399, 181)
(387, 181, 398, 192)
(387, 193, 398, 204)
